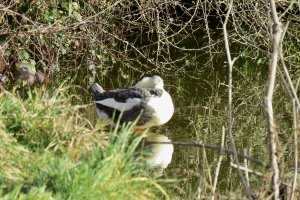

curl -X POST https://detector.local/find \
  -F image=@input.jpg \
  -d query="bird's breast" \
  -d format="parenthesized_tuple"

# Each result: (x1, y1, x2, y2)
(147, 91, 174, 125)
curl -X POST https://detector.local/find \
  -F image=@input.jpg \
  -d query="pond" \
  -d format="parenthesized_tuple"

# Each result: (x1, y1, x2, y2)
(82, 55, 270, 195)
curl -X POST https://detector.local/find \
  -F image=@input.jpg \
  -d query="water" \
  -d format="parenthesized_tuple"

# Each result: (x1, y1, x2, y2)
(76, 29, 271, 194)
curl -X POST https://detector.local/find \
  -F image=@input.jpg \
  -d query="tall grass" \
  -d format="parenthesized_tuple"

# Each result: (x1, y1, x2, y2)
(0, 86, 173, 199)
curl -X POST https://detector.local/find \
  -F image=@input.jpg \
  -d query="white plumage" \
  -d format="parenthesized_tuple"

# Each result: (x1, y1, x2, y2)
(91, 76, 174, 130)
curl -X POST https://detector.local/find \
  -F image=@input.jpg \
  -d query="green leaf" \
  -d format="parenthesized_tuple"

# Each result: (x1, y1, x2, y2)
(257, 58, 265, 64)
(28, 59, 36, 75)
(72, 11, 82, 22)
(19, 50, 30, 60)
(61, 3, 69, 12)
(70, 2, 80, 11)
(43, 10, 54, 22)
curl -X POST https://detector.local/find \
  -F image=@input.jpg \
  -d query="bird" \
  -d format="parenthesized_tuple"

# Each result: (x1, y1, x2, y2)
(90, 75, 174, 132)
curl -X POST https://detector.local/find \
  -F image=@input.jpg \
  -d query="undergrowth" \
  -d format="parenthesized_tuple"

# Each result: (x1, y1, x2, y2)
(0, 86, 174, 200)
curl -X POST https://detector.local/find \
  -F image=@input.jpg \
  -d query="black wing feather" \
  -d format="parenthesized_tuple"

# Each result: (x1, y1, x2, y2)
(91, 85, 163, 103)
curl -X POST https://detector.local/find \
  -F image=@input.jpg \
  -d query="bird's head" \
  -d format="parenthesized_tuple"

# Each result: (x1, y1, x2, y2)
(135, 75, 164, 89)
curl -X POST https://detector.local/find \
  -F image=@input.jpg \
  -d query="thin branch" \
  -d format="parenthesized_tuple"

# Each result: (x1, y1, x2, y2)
(230, 162, 264, 177)
(265, 0, 282, 199)
(211, 126, 226, 200)
(98, 27, 156, 67)
(291, 99, 298, 200)
(144, 140, 269, 168)
(244, 149, 250, 188)
(0, 1, 123, 36)
(230, 163, 300, 194)
(279, 21, 300, 111)
(223, 0, 253, 198)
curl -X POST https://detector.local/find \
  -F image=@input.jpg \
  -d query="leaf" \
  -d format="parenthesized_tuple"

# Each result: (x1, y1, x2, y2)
(19, 50, 30, 60)
(70, 2, 80, 11)
(257, 58, 265, 64)
(44, 10, 54, 22)
(72, 11, 82, 22)
(61, 47, 67, 55)
(61, 3, 69, 12)
(28, 59, 36, 75)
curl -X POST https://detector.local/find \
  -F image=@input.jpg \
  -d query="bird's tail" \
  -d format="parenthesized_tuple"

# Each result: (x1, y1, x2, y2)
(90, 83, 105, 100)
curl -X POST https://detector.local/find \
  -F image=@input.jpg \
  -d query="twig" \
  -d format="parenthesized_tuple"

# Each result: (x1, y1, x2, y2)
(211, 126, 225, 200)
(98, 27, 157, 67)
(278, 68, 293, 100)
(278, 1, 295, 19)
(144, 140, 269, 168)
(156, 9, 161, 70)
(0, 5, 38, 27)
(265, 0, 282, 199)
(164, 0, 200, 40)
(278, 21, 300, 111)
(230, 162, 264, 177)
(223, 0, 253, 199)
(0, 1, 123, 36)
(231, 163, 300, 194)
(291, 99, 298, 200)
(244, 149, 250, 187)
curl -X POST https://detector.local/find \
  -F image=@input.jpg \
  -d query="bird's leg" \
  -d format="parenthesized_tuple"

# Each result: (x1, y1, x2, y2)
(134, 127, 147, 135)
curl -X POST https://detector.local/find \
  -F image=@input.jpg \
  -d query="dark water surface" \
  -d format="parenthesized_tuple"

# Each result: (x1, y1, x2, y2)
(80, 56, 269, 195)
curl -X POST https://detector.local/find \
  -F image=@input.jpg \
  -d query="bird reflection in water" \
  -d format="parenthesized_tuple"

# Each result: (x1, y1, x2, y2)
(142, 132, 174, 173)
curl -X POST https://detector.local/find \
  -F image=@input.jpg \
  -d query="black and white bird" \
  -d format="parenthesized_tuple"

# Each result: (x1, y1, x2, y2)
(90, 76, 174, 132)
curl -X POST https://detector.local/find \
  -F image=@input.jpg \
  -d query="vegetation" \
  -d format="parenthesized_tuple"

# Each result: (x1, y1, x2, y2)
(0, 88, 174, 199)
(0, 0, 300, 199)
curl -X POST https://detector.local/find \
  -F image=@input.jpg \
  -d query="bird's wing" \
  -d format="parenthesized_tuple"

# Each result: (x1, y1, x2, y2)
(96, 97, 141, 111)
(94, 87, 153, 111)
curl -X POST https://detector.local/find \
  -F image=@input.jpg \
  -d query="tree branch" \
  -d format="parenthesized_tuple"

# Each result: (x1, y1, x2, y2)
(211, 126, 226, 200)
(144, 140, 269, 168)
(223, 0, 253, 199)
(265, 1, 282, 199)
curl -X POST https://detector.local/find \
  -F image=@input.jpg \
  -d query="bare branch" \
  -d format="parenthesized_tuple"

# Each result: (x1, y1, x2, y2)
(223, 0, 253, 198)
(265, 0, 282, 199)
(244, 149, 250, 188)
(230, 162, 264, 177)
(230, 163, 300, 194)
(211, 126, 226, 200)
(144, 140, 269, 168)
(279, 34, 300, 111)
(291, 99, 298, 200)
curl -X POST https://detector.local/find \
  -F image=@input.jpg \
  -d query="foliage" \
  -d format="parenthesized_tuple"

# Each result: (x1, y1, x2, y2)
(0, 85, 104, 152)
(0, 0, 300, 199)
(0, 87, 173, 199)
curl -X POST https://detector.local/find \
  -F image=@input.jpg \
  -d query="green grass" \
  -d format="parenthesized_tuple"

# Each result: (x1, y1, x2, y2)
(0, 86, 174, 200)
